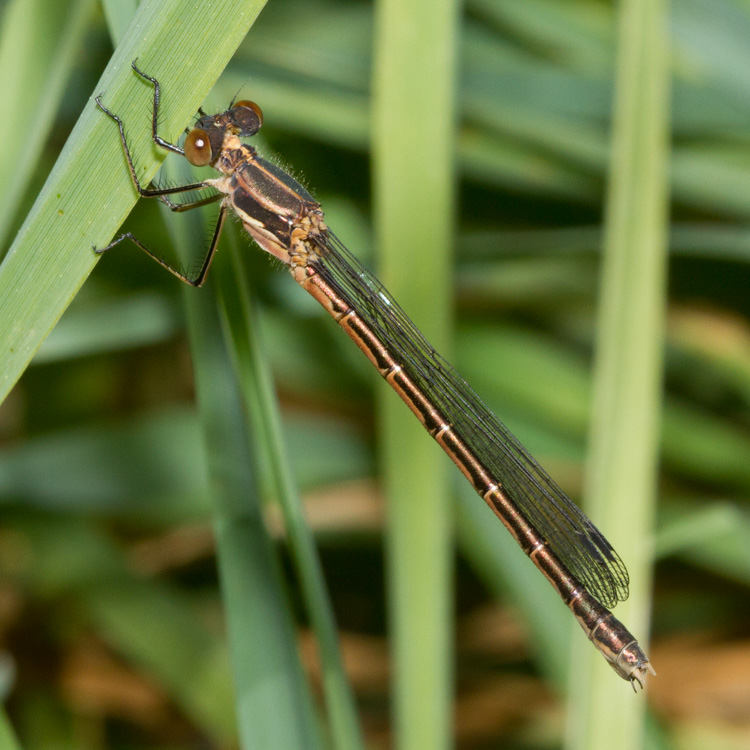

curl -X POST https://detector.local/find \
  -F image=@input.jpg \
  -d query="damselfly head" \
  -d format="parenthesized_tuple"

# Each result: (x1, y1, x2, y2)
(193, 100, 263, 138)
(185, 101, 264, 167)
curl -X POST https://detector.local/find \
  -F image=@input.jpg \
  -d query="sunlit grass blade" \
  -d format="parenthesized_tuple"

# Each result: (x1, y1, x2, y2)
(0, 0, 267, 406)
(372, 0, 459, 747)
(566, 0, 669, 747)
(0, 0, 96, 252)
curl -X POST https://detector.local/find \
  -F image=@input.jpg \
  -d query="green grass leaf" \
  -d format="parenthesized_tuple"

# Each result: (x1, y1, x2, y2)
(372, 0, 459, 746)
(0, 0, 96, 249)
(0, 0, 267, 405)
(566, 0, 669, 746)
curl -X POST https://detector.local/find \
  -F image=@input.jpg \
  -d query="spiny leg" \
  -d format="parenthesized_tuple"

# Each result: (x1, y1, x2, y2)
(95, 202, 229, 287)
(130, 59, 185, 156)
(95, 93, 210, 199)
(94, 61, 226, 285)
(160, 192, 223, 213)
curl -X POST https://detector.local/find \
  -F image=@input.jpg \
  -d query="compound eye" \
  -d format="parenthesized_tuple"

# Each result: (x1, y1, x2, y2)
(233, 100, 263, 126)
(184, 128, 212, 166)
(231, 100, 263, 136)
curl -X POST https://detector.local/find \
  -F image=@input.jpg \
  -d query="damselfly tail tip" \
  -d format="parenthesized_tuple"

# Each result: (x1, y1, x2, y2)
(629, 661, 656, 693)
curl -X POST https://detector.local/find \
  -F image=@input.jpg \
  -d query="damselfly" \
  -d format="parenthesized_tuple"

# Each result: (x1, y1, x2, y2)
(95, 61, 654, 689)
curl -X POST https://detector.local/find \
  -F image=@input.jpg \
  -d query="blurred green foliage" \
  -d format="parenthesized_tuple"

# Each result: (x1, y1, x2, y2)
(1, 0, 750, 748)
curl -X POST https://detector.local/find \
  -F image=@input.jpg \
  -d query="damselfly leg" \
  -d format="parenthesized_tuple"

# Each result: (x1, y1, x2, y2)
(94, 61, 228, 286)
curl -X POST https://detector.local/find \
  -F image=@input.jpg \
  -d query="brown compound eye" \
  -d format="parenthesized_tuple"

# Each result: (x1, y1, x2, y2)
(184, 128, 212, 166)
(233, 100, 263, 125)
(231, 100, 263, 136)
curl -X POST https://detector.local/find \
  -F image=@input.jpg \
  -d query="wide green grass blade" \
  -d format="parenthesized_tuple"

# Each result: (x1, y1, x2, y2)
(565, 0, 669, 747)
(0, 0, 95, 250)
(372, 0, 459, 747)
(0, 0, 267, 406)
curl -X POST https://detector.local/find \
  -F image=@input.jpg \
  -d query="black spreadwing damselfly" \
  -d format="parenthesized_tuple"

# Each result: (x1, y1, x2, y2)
(94, 61, 654, 690)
